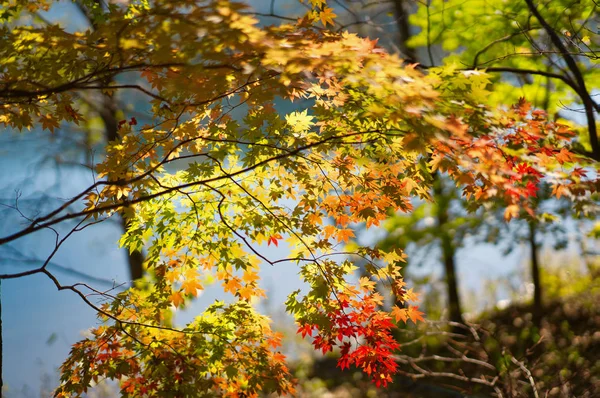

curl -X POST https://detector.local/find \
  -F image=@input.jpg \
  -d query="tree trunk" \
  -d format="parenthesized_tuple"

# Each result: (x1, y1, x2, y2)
(391, 0, 417, 62)
(77, 1, 145, 282)
(98, 94, 145, 282)
(528, 221, 542, 326)
(433, 178, 465, 325)
(391, 3, 464, 325)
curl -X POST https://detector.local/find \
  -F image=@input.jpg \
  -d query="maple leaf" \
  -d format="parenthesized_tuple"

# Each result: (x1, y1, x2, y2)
(238, 285, 255, 300)
(407, 306, 425, 324)
(308, 212, 323, 225)
(39, 114, 60, 133)
(402, 288, 419, 303)
(319, 7, 337, 26)
(359, 277, 376, 292)
(169, 291, 185, 308)
(267, 331, 284, 349)
(182, 277, 203, 296)
(391, 306, 408, 323)
(504, 204, 520, 221)
(242, 270, 260, 284)
(552, 184, 567, 199)
(571, 167, 587, 178)
(140, 68, 155, 81)
(336, 228, 355, 243)
(555, 147, 574, 164)
(323, 225, 336, 239)
(223, 277, 242, 294)
(267, 233, 283, 246)
(297, 324, 313, 338)
(525, 181, 538, 198)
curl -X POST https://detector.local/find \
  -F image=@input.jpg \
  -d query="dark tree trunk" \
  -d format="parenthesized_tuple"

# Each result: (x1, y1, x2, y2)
(391, 2, 463, 325)
(391, 0, 417, 62)
(78, 1, 145, 282)
(528, 221, 542, 326)
(98, 94, 145, 282)
(435, 179, 465, 325)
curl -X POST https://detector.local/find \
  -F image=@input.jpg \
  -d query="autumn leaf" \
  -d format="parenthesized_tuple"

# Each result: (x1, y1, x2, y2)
(242, 270, 260, 284)
(39, 114, 60, 133)
(359, 277, 376, 292)
(170, 291, 185, 308)
(297, 324, 313, 338)
(223, 277, 242, 294)
(182, 277, 203, 296)
(323, 225, 336, 239)
(552, 184, 567, 199)
(238, 285, 255, 300)
(391, 306, 408, 323)
(336, 228, 355, 243)
(407, 306, 425, 324)
(267, 233, 283, 246)
(319, 7, 337, 26)
(504, 204, 520, 221)
(524, 181, 538, 198)
(308, 212, 323, 225)
(402, 288, 419, 303)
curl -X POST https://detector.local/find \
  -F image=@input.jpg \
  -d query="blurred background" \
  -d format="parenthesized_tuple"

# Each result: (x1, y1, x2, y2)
(1, 0, 598, 397)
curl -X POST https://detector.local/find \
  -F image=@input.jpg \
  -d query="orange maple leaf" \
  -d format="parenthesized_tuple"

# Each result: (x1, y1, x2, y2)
(391, 306, 408, 323)
(242, 270, 260, 284)
(170, 291, 185, 308)
(336, 228, 355, 243)
(308, 212, 323, 225)
(238, 285, 255, 300)
(223, 277, 242, 294)
(182, 278, 203, 296)
(407, 306, 425, 324)
(323, 224, 336, 239)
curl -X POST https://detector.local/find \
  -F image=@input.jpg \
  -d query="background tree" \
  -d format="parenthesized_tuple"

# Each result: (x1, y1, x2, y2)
(330, 0, 599, 325)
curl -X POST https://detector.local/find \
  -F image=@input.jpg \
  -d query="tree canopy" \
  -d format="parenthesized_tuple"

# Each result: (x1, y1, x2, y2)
(0, 0, 598, 396)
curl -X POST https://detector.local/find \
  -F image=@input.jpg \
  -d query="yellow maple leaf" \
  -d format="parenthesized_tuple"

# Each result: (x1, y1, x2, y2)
(359, 277, 376, 292)
(504, 204, 520, 221)
(319, 7, 337, 27)
(402, 288, 419, 303)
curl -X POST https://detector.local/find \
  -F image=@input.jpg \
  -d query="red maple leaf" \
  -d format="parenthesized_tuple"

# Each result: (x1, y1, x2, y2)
(267, 233, 282, 246)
